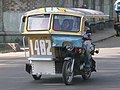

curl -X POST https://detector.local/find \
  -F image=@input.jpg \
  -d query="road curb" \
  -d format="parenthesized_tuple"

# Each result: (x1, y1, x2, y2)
(93, 34, 116, 43)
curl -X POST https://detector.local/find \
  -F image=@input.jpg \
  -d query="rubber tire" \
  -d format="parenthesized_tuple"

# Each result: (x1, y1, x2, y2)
(62, 61, 74, 85)
(32, 75, 42, 80)
(116, 30, 120, 36)
(82, 70, 91, 80)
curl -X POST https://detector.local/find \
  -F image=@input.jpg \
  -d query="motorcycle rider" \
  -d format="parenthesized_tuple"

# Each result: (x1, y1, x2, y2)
(83, 21, 95, 72)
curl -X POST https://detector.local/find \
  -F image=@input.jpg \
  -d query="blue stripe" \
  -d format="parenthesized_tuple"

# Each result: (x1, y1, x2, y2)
(52, 35, 83, 48)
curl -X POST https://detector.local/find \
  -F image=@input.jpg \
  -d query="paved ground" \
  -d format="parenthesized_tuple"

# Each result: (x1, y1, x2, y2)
(0, 33, 120, 90)
(91, 28, 116, 43)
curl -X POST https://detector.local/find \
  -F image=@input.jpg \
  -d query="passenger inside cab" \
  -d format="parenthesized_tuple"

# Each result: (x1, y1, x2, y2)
(61, 19, 73, 31)
(53, 14, 80, 32)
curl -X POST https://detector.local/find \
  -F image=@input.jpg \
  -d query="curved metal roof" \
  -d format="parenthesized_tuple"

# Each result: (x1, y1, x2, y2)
(67, 8, 108, 18)
(25, 7, 109, 18)
(70, 8, 104, 15)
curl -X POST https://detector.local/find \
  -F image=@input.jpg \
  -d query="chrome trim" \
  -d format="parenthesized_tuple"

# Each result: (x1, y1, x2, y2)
(23, 36, 27, 59)
(28, 57, 53, 61)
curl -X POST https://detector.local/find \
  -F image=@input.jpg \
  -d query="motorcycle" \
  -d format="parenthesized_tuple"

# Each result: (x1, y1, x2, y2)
(62, 41, 98, 85)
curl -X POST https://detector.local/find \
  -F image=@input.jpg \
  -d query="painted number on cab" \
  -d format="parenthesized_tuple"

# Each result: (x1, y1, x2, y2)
(30, 40, 52, 55)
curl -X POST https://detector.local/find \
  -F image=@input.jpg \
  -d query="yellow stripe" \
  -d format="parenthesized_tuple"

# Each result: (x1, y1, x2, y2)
(39, 8, 45, 12)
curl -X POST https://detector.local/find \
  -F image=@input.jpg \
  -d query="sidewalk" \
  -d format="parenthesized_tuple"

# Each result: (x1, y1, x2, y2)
(0, 28, 116, 57)
(91, 28, 116, 43)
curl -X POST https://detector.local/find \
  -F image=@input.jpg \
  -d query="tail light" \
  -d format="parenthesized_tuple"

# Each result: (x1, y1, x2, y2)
(75, 48, 82, 54)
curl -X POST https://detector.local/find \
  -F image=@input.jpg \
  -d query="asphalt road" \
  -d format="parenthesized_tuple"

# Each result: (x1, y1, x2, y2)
(0, 36, 120, 90)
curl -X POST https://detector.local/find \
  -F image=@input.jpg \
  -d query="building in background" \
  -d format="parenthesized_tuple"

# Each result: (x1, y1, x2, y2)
(0, 0, 116, 44)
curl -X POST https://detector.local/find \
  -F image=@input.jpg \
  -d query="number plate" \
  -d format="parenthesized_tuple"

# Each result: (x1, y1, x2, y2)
(29, 35, 53, 56)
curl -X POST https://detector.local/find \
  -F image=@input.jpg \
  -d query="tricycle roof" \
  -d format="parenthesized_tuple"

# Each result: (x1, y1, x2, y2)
(24, 7, 109, 18)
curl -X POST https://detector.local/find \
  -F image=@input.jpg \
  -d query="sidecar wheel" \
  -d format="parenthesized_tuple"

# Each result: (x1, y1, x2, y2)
(62, 61, 74, 85)
(82, 70, 91, 80)
(32, 75, 42, 80)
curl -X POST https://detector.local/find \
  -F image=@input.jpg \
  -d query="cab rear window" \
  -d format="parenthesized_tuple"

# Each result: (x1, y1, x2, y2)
(53, 14, 81, 32)
(27, 14, 50, 31)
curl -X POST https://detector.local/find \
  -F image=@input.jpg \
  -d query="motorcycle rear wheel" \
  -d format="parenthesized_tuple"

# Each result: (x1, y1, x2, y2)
(62, 61, 74, 85)
(82, 70, 91, 80)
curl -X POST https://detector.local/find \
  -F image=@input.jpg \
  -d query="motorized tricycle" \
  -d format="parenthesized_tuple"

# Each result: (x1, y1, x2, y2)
(20, 7, 108, 85)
